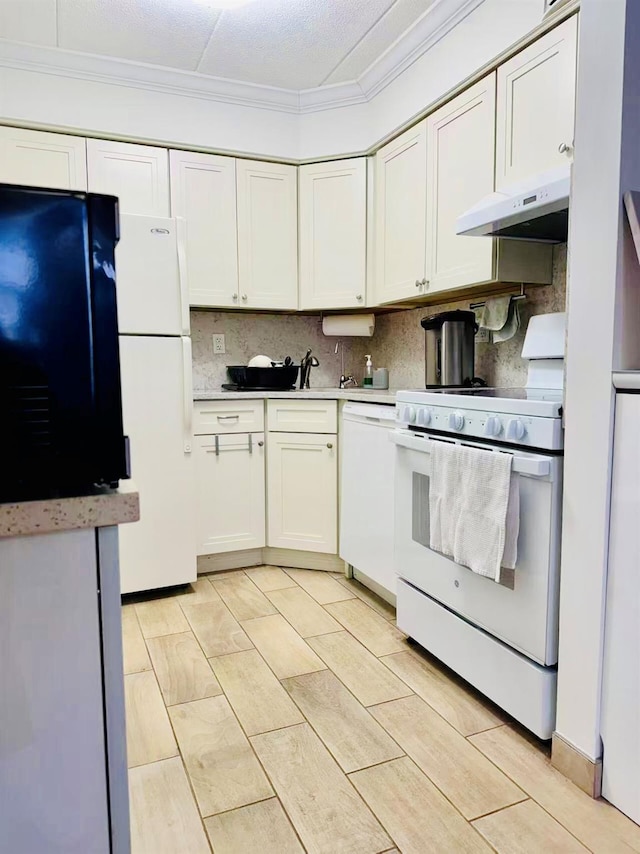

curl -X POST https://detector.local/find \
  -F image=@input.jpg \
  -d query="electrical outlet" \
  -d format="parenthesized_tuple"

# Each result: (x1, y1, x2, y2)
(212, 333, 226, 355)
(476, 327, 490, 344)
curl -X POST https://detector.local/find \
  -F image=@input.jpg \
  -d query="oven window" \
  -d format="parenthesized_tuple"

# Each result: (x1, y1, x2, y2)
(411, 470, 515, 590)
(412, 472, 431, 548)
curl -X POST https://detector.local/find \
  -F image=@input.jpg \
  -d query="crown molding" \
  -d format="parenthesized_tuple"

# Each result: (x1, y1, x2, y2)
(0, 0, 488, 116)
(358, 0, 486, 100)
(0, 40, 301, 113)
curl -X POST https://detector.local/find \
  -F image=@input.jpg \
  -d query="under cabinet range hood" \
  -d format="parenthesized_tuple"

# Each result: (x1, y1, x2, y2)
(456, 164, 571, 243)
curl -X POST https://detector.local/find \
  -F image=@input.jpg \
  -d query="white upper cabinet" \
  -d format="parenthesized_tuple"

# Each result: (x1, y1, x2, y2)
(299, 158, 367, 311)
(0, 128, 87, 190)
(374, 120, 428, 304)
(236, 159, 298, 310)
(170, 150, 239, 309)
(496, 15, 578, 190)
(426, 74, 496, 294)
(87, 139, 170, 216)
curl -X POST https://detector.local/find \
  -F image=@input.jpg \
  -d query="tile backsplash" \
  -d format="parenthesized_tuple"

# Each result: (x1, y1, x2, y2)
(191, 311, 355, 390)
(192, 244, 567, 392)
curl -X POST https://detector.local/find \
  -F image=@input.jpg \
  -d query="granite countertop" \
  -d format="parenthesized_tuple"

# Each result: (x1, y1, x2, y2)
(193, 388, 399, 405)
(0, 482, 140, 540)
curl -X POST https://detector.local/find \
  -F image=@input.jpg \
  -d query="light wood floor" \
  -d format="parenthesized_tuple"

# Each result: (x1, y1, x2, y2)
(123, 567, 640, 854)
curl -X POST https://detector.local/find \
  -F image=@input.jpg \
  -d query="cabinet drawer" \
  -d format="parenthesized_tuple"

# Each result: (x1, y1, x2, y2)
(267, 400, 337, 434)
(194, 400, 264, 435)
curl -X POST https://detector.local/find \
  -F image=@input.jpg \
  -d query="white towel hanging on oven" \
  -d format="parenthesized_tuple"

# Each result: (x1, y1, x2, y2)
(429, 441, 519, 582)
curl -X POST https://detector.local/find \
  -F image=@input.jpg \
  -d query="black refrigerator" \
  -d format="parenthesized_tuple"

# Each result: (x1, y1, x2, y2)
(0, 184, 129, 502)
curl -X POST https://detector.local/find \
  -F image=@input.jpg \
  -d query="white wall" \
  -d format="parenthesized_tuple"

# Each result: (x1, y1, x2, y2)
(0, 0, 544, 161)
(556, 0, 640, 762)
(0, 66, 300, 159)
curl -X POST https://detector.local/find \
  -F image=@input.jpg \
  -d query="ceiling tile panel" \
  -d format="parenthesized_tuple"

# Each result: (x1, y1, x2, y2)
(57, 0, 222, 70)
(198, 0, 396, 90)
(324, 0, 436, 85)
(0, 0, 57, 45)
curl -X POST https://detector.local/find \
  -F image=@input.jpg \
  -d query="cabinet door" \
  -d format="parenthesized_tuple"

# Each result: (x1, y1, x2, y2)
(236, 159, 298, 310)
(195, 433, 266, 555)
(87, 139, 169, 216)
(299, 158, 367, 310)
(170, 150, 239, 309)
(374, 120, 427, 304)
(496, 15, 577, 189)
(267, 432, 337, 554)
(426, 74, 496, 294)
(0, 127, 87, 190)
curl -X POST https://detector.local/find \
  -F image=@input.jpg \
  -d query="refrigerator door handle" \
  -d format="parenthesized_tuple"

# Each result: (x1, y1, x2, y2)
(182, 337, 193, 454)
(176, 216, 190, 336)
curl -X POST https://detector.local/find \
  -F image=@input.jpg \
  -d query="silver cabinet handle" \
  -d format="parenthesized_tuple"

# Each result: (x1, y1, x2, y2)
(232, 293, 238, 301)
(415, 279, 421, 288)
(214, 435, 220, 456)
(217, 414, 239, 422)
(241, 294, 248, 301)
(258, 440, 264, 447)
(421, 278, 429, 287)
(327, 442, 333, 449)
(356, 294, 363, 301)
(558, 142, 573, 155)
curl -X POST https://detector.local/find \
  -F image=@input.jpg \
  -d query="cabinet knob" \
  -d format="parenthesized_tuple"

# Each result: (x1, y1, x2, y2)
(258, 440, 264, 447)
(415, 279, 421, 288)
(356, 294, 363, 301)
(241, 294, 248, 302)
(558, 142, 573, 155)
(232, 293, 238, 301)
(421, 278, 429, 288)
(327, 442, 333, 449)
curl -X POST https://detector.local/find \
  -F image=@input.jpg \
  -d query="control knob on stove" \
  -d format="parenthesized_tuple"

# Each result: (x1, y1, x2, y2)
(448, 411, 465, 431)
(506, 418, 526, 441)
(406, 406, 417, 424)
(417, 408, 431, 427)
(484, 415, 503, 437)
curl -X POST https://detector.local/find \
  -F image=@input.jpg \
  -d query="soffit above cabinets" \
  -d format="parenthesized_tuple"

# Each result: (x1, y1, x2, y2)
(0, 0, 488, 113)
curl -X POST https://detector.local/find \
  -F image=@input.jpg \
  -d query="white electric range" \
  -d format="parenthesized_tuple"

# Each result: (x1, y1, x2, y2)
(391, 313, 566, 739)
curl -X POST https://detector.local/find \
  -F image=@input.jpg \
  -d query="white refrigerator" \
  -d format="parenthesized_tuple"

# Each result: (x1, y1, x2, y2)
(115, 214, 196, 594)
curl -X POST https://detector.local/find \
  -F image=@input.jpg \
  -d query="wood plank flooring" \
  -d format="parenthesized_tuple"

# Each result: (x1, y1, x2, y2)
(123, 567, 640, 853)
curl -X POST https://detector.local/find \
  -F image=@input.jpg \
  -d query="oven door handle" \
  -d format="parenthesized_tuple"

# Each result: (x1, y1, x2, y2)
(390, 430, 551, 477)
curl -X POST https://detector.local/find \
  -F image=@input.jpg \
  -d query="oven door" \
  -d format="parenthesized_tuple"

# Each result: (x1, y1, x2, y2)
(392, 428, 562, 666)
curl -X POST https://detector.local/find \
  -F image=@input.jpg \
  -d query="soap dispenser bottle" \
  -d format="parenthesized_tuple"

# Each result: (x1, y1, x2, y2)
(363, 354, 373, 387)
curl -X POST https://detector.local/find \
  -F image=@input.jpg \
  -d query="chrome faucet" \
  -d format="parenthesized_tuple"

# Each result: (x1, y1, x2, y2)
(340, 374, 358, 389)
(335, 341, 358, 389)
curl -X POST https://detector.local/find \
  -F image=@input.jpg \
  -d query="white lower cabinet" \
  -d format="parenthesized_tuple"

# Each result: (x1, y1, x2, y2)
(266, 431, 338, 554)
(195, 399, 338, 559)
(195, 432, 266, 555)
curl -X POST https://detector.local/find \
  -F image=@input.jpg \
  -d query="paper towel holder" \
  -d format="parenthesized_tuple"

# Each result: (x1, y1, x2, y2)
(321, 313, 375, 337)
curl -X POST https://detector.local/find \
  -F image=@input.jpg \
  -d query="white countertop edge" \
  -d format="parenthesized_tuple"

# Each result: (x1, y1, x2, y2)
(193, 389, 399, 405)
(613, 371, 640, 390)
(0, 482, 140, 540)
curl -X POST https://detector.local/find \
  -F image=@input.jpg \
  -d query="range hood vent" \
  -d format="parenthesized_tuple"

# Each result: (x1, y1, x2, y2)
(456, 164, 571, 243)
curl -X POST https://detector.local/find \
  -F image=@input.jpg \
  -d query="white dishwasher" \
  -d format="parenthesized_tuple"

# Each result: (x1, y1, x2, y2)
(340, 402, 397, 600)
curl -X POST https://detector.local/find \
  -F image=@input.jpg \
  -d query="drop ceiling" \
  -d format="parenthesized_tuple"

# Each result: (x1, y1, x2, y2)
(0, 0, 458, 101)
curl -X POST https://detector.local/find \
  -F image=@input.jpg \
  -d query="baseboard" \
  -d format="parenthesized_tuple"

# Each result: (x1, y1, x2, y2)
(197, 548, 346, 574)
(263, 547, 347, 573)
(197, 549, 264, 574)
(551, 733, 603, 798)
